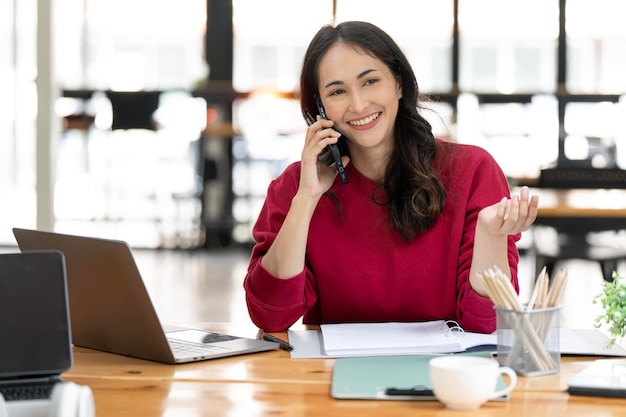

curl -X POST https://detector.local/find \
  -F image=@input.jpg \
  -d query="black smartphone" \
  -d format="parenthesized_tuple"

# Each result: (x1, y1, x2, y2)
(305, 96, 347, 184)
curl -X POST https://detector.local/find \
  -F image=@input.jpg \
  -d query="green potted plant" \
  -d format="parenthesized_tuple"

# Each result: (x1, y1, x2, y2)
(593, 271, 626, 347)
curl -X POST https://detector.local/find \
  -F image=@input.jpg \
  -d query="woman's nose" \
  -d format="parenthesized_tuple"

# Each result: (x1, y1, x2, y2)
(349, 91, 368, 113)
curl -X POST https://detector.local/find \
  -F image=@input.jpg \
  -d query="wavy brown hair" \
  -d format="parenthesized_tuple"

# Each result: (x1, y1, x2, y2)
(299, 21, 447, 241)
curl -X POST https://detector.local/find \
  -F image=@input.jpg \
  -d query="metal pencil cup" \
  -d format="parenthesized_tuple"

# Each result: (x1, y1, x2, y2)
(495, 306, 561, 377)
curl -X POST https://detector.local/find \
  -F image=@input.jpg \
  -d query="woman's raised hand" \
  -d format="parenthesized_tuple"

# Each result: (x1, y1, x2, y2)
(478, 186, 539, 235)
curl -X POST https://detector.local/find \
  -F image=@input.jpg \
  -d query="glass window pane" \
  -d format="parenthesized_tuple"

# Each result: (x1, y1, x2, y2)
(459, 0, 558, 93)
(57, 0, 207, 90)
(456, 94, 559, 179)
(563, 101, 623, 168)
(336, 0, 454, 93)
(566, 0, 626, 93)
(232, 0, 333, 92)
(0, 0, 37, 244)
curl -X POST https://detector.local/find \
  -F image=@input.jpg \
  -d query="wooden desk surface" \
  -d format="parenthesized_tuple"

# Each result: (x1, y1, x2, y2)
(60, 324, 626, 416)
(58, 376, 626, 417)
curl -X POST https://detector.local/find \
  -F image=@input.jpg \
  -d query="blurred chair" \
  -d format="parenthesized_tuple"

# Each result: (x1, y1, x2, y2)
(106, 91, 160, 130)
(533, 166, 626, 282)
(102, 91, 164, 245)
(533, 228, 625, 282)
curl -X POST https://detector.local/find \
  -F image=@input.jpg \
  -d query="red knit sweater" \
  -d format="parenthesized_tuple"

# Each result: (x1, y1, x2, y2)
(244, 142, 520, 333)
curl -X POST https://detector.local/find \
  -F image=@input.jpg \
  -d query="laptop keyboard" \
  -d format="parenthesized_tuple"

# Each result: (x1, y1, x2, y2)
(168, 333, 238, 356)
(0, 382, 56, 401)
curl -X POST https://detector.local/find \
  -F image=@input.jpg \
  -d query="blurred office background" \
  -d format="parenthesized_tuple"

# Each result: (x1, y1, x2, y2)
(1, 0, 625, 250)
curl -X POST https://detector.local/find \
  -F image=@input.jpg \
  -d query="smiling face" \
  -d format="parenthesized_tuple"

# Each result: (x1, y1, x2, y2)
(317, 42, 402, 162)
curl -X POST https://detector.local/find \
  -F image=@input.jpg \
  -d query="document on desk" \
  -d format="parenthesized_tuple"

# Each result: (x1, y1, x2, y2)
(288, 325, 626, 359)
(288, 320, 496, 358)
(321, 320, 494, 356)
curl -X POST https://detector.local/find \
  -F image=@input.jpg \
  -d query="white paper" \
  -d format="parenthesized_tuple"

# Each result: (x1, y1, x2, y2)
(288, 326, 626, 359)
(319, 320, 494, 356)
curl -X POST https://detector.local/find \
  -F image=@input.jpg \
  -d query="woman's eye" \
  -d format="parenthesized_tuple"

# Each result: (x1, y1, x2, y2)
(364, 78, 379, 86)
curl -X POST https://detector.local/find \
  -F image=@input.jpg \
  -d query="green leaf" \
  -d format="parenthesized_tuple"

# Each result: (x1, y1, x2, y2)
(593, 271, 626, 347)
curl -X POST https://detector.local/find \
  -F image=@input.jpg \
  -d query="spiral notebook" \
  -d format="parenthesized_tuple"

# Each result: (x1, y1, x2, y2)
(288, 321, 626, 359)
(319, 320, 489, 357)
(287, 320, 496, 359)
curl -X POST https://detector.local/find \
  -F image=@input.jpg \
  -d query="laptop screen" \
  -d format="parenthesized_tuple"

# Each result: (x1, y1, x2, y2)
(0, 251, 73, 378)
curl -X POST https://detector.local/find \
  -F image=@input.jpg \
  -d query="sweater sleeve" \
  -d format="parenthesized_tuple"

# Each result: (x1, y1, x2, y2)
(452, 146, 521, 333)
(243, 163, 318, 331)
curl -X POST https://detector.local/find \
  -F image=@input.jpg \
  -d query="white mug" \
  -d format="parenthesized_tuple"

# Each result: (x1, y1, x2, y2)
(429, 355, 517, 410)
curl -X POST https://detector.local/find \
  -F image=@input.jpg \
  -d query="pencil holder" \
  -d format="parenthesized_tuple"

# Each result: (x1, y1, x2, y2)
(495, 306, 561, 377)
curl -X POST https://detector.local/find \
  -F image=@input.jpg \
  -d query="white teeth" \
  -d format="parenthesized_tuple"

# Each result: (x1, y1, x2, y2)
(349, 113, 379, 126)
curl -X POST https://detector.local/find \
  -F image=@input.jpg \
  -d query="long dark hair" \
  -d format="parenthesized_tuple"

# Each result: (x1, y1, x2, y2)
(299, 21, 447, 241)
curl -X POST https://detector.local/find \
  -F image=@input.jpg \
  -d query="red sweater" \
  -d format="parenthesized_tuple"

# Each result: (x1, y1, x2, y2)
(244, 142, 520, 333)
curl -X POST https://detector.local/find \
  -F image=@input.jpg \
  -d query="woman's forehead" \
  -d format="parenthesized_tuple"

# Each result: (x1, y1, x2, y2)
(317, 43, 385, 85)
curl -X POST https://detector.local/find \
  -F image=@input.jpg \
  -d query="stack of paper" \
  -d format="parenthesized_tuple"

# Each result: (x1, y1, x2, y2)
(288, 324, 626, 359)
(320, 320, 495, 357)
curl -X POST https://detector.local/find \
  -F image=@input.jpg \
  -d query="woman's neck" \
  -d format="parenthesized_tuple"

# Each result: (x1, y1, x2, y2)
(348, 147, 390, 183)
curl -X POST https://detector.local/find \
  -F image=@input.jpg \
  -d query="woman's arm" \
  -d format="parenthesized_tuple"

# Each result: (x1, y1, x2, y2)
(261, 117, 346, 279)
(469, 186, 538, 296)
(243, 169, 318, 331)
(244, 118, 349, 331)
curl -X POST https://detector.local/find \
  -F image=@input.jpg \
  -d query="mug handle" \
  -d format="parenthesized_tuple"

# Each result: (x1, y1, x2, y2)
(490, 366, 518, 399)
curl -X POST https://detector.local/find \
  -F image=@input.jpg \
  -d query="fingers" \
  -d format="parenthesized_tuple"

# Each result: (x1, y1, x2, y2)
(501, 186, 538, 233)
(300, 118, 344, 194)
(497, 197, 509, 220)
(304, 118, 340, 157)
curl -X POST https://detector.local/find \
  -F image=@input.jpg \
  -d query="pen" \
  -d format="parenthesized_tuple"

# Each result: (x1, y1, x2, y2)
(384, 386, 433, 397)
(262, 333, 294, 351)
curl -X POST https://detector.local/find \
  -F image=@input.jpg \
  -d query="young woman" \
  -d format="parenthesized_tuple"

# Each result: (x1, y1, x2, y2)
(244, 21, 538, 333)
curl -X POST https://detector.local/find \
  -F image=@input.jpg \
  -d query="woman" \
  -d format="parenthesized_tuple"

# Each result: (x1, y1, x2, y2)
(244, 21, 538, 333)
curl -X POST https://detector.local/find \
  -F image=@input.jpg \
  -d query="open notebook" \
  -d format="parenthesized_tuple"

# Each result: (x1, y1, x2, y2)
(288, 320, 626, 359)
(321, 320, 492, 356)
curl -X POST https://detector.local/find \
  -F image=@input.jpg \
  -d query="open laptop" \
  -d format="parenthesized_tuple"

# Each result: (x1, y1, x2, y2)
(12, 228, 278, 364)
(0, 251, 71, 408)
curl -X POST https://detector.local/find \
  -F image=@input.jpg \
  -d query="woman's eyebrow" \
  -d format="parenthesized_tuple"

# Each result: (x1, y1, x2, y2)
(357, 68, 377, 79)
(323, 68, 378, 89)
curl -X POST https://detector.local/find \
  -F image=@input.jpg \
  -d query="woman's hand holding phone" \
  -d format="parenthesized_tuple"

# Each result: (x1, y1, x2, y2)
(313, 98, 348, 184)
(300, 116, 349, 198)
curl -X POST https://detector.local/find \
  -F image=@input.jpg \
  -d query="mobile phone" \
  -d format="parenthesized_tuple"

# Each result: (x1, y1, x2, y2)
(308, 96, 348, 184)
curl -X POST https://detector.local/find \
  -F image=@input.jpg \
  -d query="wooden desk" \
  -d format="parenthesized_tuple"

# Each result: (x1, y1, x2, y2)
(60, 324, 626, 416)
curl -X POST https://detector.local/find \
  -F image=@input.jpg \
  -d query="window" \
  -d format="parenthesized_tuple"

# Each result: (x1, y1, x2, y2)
(566, 0, 626, 93)
(3, 1, 626, 246)
(459, 0, 558, 93)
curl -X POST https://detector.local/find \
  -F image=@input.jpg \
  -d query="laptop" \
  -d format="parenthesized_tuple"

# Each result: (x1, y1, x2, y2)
(0, 251, 71, 409)
(12, 228, 278, 364)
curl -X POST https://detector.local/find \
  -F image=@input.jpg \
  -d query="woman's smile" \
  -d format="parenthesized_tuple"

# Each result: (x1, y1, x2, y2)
(348, 112, 381, 129)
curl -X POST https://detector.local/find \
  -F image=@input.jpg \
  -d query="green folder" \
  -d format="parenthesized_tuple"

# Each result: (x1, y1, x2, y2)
(331, 352, 510, 401)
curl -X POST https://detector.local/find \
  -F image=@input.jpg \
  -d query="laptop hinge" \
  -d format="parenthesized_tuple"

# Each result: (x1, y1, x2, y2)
(0, 375, 61, 386)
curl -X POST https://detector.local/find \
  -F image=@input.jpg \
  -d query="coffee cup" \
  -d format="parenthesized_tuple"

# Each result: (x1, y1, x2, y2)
(429, 355, 517, 410)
